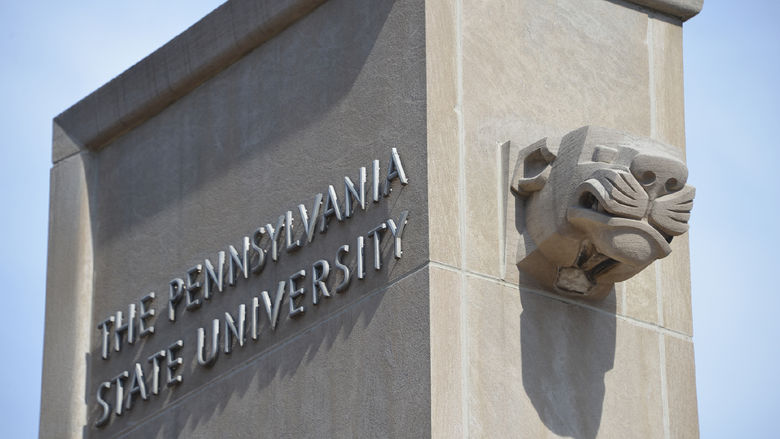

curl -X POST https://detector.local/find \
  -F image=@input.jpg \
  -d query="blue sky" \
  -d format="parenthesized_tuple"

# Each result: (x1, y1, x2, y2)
(684, 2, 780, 437)
(0, 1, 776, 437)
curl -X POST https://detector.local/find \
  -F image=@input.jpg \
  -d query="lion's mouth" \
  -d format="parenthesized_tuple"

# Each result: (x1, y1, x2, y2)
(554, 240, 621, 295)
(553, 169, 693, 295)
(565, 172, 676, 286)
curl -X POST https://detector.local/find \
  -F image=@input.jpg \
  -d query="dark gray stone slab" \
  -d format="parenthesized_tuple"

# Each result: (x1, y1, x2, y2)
(79, 0, 428, 436)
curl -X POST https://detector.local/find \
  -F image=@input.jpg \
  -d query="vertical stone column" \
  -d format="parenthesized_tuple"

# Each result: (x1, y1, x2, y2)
(426, 0, 700, 437)
(39, 123, 94, 439)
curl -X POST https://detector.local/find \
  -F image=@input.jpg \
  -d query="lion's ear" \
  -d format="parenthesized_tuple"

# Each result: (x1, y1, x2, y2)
(511, 137, 558, 197)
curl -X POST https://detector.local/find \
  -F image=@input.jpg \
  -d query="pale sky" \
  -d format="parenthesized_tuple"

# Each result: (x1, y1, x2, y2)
(0, 1, 776, 437)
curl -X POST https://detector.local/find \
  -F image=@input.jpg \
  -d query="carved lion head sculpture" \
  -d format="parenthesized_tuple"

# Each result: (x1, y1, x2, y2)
(512, 126, 695, 300)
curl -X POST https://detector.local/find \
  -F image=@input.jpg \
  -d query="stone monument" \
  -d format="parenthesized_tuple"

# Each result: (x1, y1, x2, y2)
(40, 0, 701, 437)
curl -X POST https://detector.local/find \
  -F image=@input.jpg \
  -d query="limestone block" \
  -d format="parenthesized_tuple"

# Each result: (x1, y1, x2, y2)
(660, 235, 693, 334)
(651, 16, 687, 149)
(425, 0, 461, 268)
(39, 152, 94, 439)
(623, 262, 660, 325)
(429, 266, 465, 438)
(464, 275, 666, 438)
(665, 335, 700, 438)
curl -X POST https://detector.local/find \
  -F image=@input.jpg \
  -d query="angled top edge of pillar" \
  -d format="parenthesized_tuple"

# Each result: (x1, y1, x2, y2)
(52, 0, 328, 163)
(625, 0, 703, 21)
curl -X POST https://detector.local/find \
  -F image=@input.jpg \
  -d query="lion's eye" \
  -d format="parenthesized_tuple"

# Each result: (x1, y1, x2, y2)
(592, 146, 617, 163)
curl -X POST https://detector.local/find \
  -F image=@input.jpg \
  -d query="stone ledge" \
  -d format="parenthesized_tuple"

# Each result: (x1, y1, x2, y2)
(53, 0, 328, 162)
(52, 0, 702, 164)
(626, 0, 703, 21)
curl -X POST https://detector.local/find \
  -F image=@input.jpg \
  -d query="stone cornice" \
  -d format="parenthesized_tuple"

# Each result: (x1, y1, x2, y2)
(626, 0, 703, 21)
(53, 0, 702, 163)
(53, 0, 328, 162)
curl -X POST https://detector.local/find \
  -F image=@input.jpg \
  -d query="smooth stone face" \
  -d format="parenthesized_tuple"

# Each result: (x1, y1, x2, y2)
(464, 276, 666, 439)
(77, 0, 429, 436)
(428, 266, 465, 438)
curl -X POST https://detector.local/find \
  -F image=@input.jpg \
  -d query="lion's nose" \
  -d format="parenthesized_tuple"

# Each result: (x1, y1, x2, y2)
(629, 154, 688, 200)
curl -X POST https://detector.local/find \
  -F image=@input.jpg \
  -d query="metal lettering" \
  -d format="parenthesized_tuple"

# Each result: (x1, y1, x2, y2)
(320, 184, 343, 233)
(357, 235, 366, 280)
(147, 350, 166, 395)
(285, 210, 302, 252)
(203, 252, 225, 300)
(384, 147, 409, 196)
(250, 227, 267, 274)
(265, 215, 285, 262)
(126, 363, 148, 410)
(334, 245, 351, 293)
(288, 270, 306, 318)
(372, 159, 381, 202)
(311, 260, 330, 305)
(368, 223, 387, 271)
(97, 316, 114, 360)
(197, 319, 220, 367)
(114, 304, 136, 352)
(386, 210, 409, 259)
(185, 265, 203, 311)
(139, 292, 155, 337)
(261, 281, 286, 331)
(224, 304, 246, 354)
(166, 340, 184, 387)
(228, 237, 250, 286)
(112, 371, 129, 417)
(344, 167, 367, 218)
(250, 296, 260, 340)
(168, 278, 185, 322)
(298, 193, 322, 244)
(95, 381, 112, 427)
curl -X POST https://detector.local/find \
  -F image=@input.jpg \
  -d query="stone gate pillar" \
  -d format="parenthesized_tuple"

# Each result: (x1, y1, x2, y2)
(40, 1, 701, 437)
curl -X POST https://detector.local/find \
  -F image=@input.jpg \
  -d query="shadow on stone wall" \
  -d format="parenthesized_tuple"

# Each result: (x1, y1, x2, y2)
(520, 291, 616, 439)
(514, 184, 617, 439)
(82, 0, 432, 437)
